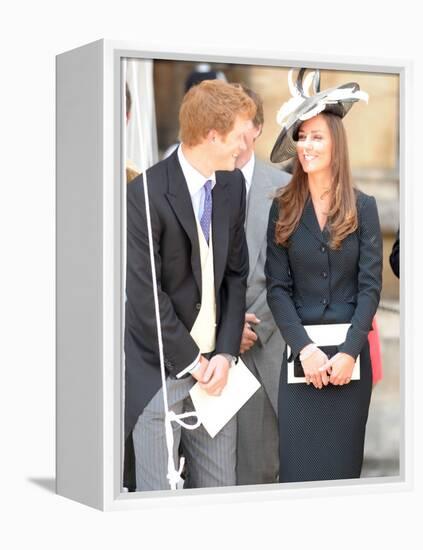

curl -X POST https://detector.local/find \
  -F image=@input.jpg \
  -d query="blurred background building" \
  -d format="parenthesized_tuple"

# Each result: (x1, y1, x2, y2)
(126, 58, 400, 478)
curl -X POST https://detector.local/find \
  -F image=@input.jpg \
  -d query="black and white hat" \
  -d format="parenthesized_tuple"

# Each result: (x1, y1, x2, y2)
(270, 68, 368, 163)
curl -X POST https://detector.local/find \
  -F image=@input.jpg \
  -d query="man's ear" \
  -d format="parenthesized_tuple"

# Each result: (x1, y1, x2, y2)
(253, 124, 263, 140)
(206, 129, 217, 143)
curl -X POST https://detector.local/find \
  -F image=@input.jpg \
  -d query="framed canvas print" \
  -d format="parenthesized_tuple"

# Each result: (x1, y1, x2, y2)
(56, 39, 410, 511)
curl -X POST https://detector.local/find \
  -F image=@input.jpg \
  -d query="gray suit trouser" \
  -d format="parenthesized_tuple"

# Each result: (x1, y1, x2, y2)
(236, 359, 279, 485)
(132, 376, 237, 491)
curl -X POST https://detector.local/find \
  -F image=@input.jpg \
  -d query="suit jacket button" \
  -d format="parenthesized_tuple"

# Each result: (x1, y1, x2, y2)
(321, 298, 328, 305)
(320, 245, 326, 253)
(321, 271, 328, 278)
(195, 303, 201, 310)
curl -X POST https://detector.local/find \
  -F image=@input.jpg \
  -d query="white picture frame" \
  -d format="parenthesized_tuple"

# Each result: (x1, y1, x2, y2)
(56, 39, 410, 511)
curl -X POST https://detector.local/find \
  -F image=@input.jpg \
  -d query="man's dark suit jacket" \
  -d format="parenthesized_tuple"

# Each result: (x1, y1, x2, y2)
(124, 149, 249, 488)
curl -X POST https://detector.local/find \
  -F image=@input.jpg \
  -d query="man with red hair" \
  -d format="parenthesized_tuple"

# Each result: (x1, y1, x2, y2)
(125, 80, 255, 491)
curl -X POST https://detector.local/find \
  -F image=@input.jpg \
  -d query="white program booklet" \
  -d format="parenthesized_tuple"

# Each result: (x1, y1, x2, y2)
(189, 358, 261, 438)
(287, 323, 360, 384)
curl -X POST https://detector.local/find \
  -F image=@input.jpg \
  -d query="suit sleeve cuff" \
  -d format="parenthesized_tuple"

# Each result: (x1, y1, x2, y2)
(176, 352, 201, 379)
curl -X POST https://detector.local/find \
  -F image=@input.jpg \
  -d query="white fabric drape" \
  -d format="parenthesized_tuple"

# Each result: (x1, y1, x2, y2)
(123, 59, 200, 491)
(126, 59, 158, 170)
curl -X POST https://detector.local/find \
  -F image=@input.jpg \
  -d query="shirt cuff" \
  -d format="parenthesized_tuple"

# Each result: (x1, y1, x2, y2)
(219, 353, 234, 366)
(176, 352, 201, 379)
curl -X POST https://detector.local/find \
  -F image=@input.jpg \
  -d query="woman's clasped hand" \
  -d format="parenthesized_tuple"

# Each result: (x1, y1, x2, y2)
(300, 346, 356, 388)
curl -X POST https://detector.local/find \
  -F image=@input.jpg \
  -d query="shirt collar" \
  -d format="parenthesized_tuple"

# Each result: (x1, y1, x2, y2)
(240, 153, 255, 193)
(178, 145, 216, 197)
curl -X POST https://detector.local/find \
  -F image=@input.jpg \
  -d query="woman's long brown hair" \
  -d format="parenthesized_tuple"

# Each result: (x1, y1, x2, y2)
(275, 112, 358, 250)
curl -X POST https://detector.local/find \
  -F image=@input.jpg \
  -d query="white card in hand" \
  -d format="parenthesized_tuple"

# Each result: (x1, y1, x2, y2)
(189, 358, 261, 438)
(287, 323, 360, 384)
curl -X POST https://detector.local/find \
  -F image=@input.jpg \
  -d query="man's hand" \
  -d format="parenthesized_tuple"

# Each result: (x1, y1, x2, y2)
(191, 355, 209, 382)
(199, 354, 231, 396)
(239, 312, 261, 354)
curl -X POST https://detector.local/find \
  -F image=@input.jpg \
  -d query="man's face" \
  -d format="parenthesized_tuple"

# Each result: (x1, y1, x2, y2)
(211, 115, 251, 171)
(235, 120, 261, 169)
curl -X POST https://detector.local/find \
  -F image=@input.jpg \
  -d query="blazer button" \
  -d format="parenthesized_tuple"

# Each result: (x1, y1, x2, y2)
(320, 245, 326, 253)
(321, 298, 328, 305)
(321, 271, 328, 278)
(195, 303, 201, 310)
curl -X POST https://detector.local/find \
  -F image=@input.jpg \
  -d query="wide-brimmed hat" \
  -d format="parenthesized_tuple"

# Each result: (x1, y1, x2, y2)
(270, 68, 368, 163)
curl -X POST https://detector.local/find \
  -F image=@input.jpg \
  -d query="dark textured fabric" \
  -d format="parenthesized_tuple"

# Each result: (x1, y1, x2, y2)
(279, 344, 372, 482)
(266, 191, 383, 360)
(265, 189, 382, 482)
(390, 229, 400, 278)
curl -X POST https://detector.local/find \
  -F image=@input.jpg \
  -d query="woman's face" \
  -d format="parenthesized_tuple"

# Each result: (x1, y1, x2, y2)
(296, 114, 333, 177)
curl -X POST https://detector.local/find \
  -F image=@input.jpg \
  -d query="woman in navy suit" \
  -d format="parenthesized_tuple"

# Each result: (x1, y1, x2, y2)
(265, 69, 383, 482)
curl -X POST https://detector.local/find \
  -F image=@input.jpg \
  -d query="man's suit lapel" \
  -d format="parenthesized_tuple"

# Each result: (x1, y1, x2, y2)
(246, 160, 275, 280)
(301, 196, 327, 244)
(165, 153, 202, 292)
(211, 175, 229, 296)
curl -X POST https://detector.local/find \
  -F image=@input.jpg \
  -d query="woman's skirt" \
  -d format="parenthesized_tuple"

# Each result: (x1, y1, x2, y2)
(278, 342, 372, 482)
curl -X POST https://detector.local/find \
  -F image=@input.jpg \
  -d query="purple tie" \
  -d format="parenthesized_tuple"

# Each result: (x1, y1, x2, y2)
(200, 179, 213, 244)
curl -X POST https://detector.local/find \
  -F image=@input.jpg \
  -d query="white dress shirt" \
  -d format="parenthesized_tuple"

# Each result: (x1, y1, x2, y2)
(176, 146, 216, 378)
(240, 153, 255, 197)
(177, 145, 216, 220)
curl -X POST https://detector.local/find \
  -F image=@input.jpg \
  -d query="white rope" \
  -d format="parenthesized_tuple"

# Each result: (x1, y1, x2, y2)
(135, 62, 201, 490)
(165, 411, 202, 489)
